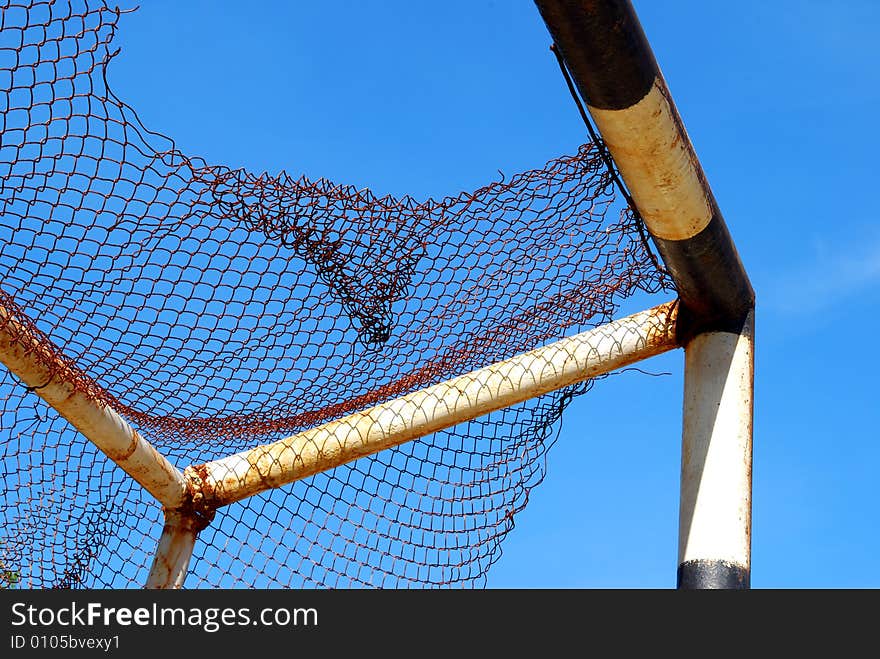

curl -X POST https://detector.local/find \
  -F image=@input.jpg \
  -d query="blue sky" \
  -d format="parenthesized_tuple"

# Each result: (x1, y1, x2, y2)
(104, 1, 880, 587)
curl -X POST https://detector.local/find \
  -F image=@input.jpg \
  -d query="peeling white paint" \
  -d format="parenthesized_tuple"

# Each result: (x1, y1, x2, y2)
(589, 79, 713, 242)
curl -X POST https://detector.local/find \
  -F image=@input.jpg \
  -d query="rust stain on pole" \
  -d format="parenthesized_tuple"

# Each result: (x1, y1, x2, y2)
(145, 510, 202, 589)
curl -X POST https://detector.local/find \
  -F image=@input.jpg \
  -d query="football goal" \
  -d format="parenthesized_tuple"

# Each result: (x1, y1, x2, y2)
(0, 0, 753, 589)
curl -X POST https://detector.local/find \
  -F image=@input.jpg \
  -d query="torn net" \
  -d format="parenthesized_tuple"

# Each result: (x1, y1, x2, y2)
(0, 1, 669, 588)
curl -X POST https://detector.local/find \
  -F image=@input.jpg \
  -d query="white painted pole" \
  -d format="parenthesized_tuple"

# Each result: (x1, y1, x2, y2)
(678, 311, 754, 588)
(0, 298, 189, 509)
(189, 301, 680, 509)
(145, 510, 200, 589)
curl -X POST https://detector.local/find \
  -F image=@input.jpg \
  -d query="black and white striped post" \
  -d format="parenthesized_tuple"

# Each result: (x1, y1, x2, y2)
(534, 0, 755, 588)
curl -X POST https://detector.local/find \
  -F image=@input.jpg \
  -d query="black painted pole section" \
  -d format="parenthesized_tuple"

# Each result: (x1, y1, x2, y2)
(534, 0, 755, 589)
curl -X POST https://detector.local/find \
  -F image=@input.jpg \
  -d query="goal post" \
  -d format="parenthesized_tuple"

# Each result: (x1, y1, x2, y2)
(0, 0, 755, 590)
(534, 0, 755, 588)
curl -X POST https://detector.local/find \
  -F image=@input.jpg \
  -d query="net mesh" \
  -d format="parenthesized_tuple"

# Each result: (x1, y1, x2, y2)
(0, 0, 669, 588)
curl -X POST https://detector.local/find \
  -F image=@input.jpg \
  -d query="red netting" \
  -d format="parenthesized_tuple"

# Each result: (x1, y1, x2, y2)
(0, 0, 669, 588)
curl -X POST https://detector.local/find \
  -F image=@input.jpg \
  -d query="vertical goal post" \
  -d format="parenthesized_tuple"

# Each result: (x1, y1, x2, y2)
(535, 0, 755, 588)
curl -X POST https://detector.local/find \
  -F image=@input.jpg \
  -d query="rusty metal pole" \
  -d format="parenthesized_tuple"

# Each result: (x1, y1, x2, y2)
(145, 511, 201, 589)
(0, 295, 189, 510)
(190, 302, 679, 509)
(534, 0, 755, 587)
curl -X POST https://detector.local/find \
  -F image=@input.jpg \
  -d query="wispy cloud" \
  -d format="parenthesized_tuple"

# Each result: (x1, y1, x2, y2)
(765, 231, 880, 316)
